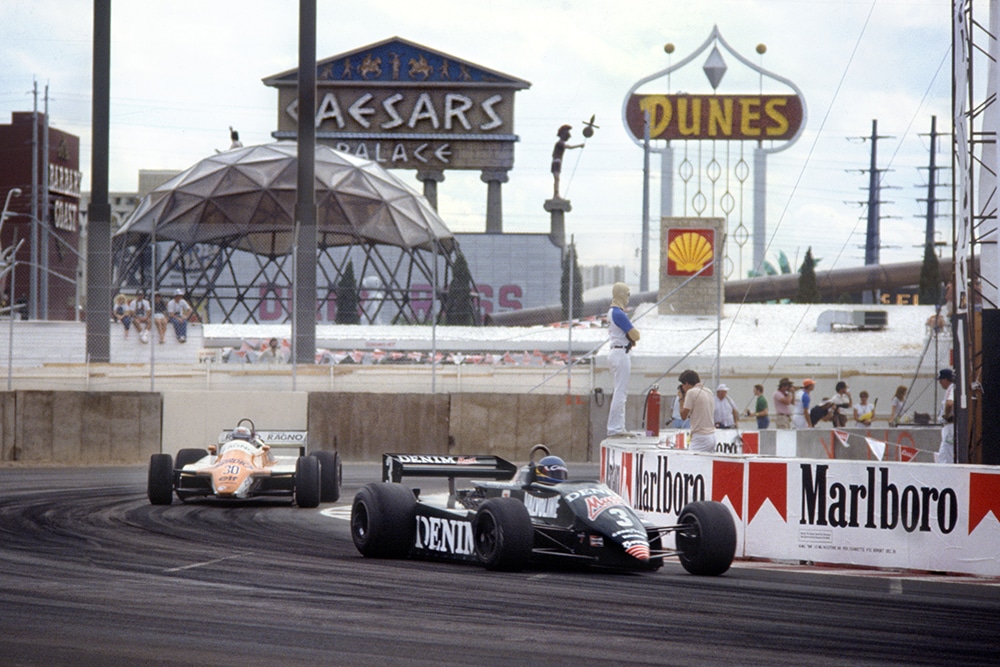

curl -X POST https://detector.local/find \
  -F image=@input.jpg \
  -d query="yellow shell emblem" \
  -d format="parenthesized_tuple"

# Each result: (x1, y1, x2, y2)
(668, 232, 714, 273)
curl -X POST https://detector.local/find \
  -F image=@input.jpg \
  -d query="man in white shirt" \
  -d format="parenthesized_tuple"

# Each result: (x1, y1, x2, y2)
(167, 289, 192, 343)
(935, 368, 956, 463)
(713, 384, 739, 429)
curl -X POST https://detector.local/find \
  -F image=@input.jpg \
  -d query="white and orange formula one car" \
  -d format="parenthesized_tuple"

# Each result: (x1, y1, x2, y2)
(147, 418, 341, 508)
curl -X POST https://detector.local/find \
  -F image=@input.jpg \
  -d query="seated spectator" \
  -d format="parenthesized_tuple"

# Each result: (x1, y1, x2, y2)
(167, 289, 192, 343)
(152, 292, 169, 344)
(128, 291, 151, 341)
(112, 294, 132, 338)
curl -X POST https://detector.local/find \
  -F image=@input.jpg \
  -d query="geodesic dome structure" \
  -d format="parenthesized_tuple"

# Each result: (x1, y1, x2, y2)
(113, 142, 469, 324)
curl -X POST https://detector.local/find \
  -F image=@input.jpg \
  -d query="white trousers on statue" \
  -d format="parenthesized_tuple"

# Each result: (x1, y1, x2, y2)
(607, 348, 630, 435)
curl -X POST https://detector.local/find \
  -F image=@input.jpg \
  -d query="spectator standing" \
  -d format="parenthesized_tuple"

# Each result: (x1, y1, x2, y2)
(669, 384, 690, 429)
(853, 391, 876, 426)
(772, 378, 794, 429)
(606, 282, 640, 437)
(128, 291, 151, 343)
(713, 384, 739, 429)
(833, 381, 852, 427)
(750, 384, 770, 429)
(152, 292, 169, 344)
(679, 369, 716, 453)
(257, 338, 286, 364)
(935, 369, 956, 463)
(889, 385, 908, 426)
(792, 379, 815, 429)
(167, 289, 192, 343)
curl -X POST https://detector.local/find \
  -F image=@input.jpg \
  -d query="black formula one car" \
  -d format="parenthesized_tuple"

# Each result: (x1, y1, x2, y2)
(350, 445, 736, 575)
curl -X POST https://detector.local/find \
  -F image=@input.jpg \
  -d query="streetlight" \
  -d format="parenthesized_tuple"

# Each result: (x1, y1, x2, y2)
(0, 188, 22, 237)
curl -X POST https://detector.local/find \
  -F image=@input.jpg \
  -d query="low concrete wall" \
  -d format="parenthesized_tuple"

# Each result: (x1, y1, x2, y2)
(0, 388, 950, 467)
(1, 391, 161, 464)
(308, 393, 450, 460)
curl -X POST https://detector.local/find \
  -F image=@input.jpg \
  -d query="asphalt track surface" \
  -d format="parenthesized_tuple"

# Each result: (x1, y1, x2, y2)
(1, 464, 998, 666)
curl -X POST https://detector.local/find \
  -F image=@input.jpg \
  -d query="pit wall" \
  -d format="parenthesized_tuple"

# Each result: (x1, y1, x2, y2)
(0, 389, 944, 465)
(601, 442, 1000, 577)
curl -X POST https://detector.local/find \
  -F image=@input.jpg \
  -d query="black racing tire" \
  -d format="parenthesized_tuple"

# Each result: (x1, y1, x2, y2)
(175, 448, 208, 469)
(676, 500, 737, 576)
(473, 497, 534, 572)
(350, 483, 417, 559)
(294, 455, 321, 508)
(313, 451, 342, 503)
(147, 454, 174, 505)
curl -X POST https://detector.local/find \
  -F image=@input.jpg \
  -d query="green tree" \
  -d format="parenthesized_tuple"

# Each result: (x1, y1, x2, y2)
(796, 247, 821, 304)
(444, 251, 477, 325)
(335, 260, 360, 324)
(918, 242, 942, 306)
(561, 243, 584, 321)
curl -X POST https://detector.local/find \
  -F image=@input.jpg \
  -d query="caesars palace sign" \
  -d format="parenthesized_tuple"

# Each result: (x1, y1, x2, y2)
(264, 37, 530, 171)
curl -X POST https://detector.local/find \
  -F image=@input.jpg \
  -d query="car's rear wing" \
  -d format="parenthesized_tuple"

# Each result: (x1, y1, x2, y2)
(218, 429, 308, 456)
(383, 453, 517, 506)
(382, 453, 517, 483)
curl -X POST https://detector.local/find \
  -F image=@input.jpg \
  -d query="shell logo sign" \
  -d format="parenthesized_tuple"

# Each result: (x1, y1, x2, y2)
(667, 229, 714, 276)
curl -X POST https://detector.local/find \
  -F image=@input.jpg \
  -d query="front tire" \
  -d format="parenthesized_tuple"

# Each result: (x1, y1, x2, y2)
(148, 454, 174, 505)
(351, 483, 417, 559)
(313, 451, 341, 503)
(676, 501, 737, 576)
(294, 456, 321, 508)
(175, 448, 208, 468)
(473, 498, 534, 571)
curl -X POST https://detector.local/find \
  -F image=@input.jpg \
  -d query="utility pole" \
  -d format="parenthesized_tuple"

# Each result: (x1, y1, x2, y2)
(30, 80, 38, 320)
(917, 116, 950, 252)
(848, 120, 893, 304)
(41, 83, 49, 320)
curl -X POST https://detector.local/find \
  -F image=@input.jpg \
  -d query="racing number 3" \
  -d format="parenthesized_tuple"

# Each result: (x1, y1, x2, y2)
(608, 508, 634, 527)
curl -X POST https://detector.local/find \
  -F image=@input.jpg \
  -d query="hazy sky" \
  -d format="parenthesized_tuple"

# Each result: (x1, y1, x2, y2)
(0, 0, 953, 283)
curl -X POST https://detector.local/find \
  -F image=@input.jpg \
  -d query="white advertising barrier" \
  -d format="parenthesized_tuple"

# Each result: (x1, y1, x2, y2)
(600, 441, 1000, 577)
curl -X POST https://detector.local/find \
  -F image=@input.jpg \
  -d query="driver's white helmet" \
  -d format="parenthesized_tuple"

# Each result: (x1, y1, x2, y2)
(231, 426, 253, 441)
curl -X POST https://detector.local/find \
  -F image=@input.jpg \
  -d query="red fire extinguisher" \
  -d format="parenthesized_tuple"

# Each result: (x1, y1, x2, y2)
(644, 385, 661, 437)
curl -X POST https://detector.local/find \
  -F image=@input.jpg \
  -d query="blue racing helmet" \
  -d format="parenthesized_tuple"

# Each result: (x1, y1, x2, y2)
(534, 455, 568, 485)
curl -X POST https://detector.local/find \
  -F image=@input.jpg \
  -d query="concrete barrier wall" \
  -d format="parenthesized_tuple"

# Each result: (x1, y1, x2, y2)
(2, 391, 161, 464)
(0, 388, 950, 466)
(308, 393, 450, 460)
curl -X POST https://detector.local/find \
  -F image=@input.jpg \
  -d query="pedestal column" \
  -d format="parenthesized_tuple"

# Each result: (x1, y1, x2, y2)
(480, 169, 509, 233)
(544, 197, 572, 249)
(417, 170, 445, 211)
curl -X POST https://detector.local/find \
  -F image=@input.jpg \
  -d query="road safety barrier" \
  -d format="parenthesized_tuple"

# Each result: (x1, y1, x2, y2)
(601, 439, 1000, 577)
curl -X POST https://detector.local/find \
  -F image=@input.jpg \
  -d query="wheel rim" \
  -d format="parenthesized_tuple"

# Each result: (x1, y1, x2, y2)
(677, 514, 702, 557)
(352, 502, 369, 541)
(476, 511, 499, 559)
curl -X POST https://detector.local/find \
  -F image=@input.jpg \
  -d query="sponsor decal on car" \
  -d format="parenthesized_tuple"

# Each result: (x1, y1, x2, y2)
(397, 455, 458, 464)
(524, 493, 559, 518)
(413, 515, 475, 555)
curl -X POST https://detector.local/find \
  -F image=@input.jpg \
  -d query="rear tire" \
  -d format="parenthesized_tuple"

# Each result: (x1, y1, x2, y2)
(313, 451, 342, 503)
(473, 498, 534, 571)
(294, 456, 321, 508)
(147, 454, 174, 505)
(175, 448, 208, 468)
(351, 483, 417, 559)
(676, 501, 736, 576)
